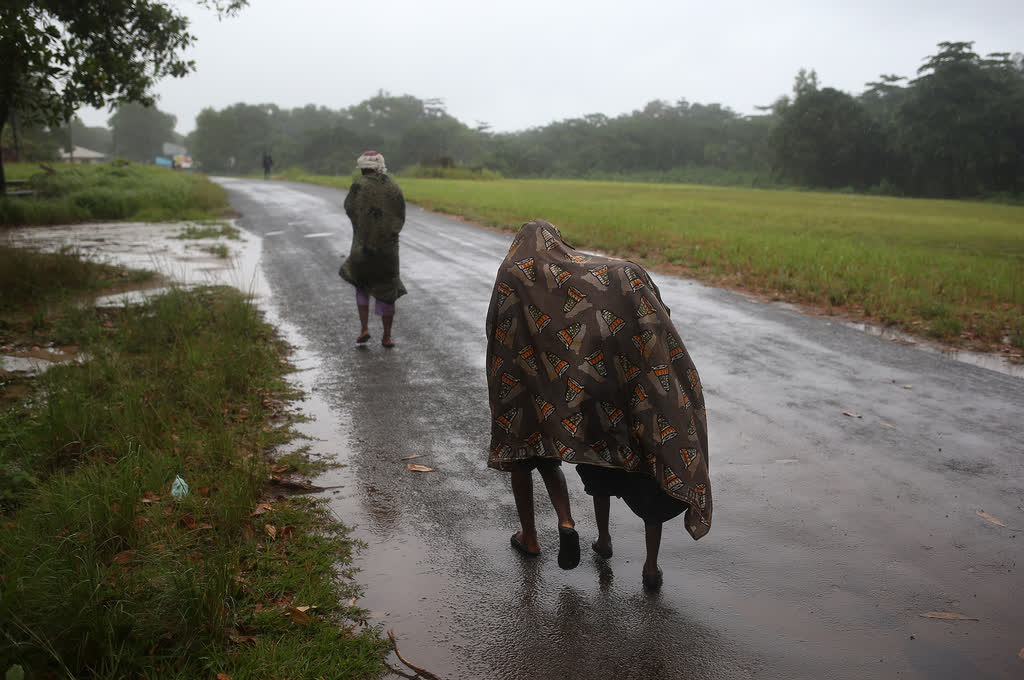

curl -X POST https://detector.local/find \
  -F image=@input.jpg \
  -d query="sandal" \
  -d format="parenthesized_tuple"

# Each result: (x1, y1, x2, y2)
(381, 338, 395, 348)
(510, 532, 540, 557)
(356, 332, 371, 344)
(557, 526, 580, 570)
(592, 540, 613, 559)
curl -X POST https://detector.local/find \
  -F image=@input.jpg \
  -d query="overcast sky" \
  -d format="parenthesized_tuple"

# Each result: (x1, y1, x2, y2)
(76, 0, 1024, 135)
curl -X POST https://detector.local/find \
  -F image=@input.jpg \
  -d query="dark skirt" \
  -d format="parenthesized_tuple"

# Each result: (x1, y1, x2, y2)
(576, 464, 687, 525)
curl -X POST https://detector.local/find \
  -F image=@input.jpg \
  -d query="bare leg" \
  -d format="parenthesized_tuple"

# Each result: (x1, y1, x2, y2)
(538, 464, 580, 569)
(537, 464, 574, 529)
(593, 495, 612, 554)
(357, 304, 370, 337)
(510, 466, 540, 553)
(643, 521, 662, 576)
(381, 314, 394, 346)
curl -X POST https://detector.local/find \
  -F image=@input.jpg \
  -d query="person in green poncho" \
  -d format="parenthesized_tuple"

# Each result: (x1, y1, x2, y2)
(339, 151, 407, 348)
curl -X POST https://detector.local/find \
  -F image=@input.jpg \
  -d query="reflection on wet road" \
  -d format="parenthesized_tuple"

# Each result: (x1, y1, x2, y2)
(218, 178, 1024, 680)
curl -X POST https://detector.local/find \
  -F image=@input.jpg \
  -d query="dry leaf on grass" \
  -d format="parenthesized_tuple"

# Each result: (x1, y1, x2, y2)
(283, 606, 312, 625)
(114, 551, 133, 565)
(976, 510, 1007, 527)
(401, 455, 423, 461)
(407, 464, 436, 472)
(264, 524, 277, 539)
(842, 411, 863, 419)
(920, 612, 979, 621)
(216, 674, 232, 680)
(347, 597, 357, 607)
(249, 503, 273, 517)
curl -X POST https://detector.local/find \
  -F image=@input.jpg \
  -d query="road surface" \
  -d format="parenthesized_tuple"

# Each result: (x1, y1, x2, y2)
(218, 177, 1024, 680)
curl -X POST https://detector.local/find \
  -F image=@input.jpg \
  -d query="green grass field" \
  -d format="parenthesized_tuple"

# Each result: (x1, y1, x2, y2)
(283, 170, 1024, 350)
(1, 162, 230, 225)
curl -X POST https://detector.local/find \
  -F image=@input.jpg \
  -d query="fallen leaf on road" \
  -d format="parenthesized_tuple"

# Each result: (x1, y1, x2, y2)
(401, 455, 423, 461)
(976, 510, 1007, 527)
(842, 411, 863, 419)
(249, 503, 273, 517)
(1018, 505, 1023, 513)
(283, 606, 312, 625)
(407, 464, 436, 472)
(920, 612, 979, 621)
(264, 524, 277, 539)
(903, 384, 913, 389)
(878, 420, 896, 429)
(1018, 648, 1024, 661)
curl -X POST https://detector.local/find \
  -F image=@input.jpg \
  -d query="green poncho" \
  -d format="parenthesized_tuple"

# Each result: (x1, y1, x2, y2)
(339, 173, 407, 303)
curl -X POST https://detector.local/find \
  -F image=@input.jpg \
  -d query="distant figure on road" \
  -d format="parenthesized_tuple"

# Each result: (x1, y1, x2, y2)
(262, 152, 273, 179)
(485, 219, 712, 589)
(338, 150, 406, 348)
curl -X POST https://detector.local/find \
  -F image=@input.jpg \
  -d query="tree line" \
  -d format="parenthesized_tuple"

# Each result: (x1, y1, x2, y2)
(5, 40, 1022, 200)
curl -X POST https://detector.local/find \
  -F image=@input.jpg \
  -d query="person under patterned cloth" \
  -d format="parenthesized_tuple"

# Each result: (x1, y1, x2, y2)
(485, 219, 712, 589)
(339, 151, 407, 348)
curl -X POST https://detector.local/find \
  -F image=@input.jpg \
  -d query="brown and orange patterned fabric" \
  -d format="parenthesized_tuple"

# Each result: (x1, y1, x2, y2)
(485, 219, 712, 540)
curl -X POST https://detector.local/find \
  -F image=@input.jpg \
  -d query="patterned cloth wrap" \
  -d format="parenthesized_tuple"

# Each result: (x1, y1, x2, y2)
(485, 219, 712, 540)
(339, 171, 407, 304)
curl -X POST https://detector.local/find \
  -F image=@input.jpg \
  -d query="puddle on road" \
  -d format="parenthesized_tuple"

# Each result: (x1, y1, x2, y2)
(843, 321, 1024, 378)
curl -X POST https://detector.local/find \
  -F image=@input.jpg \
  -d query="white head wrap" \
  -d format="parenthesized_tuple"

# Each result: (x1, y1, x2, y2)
(356, 150, 387, 174)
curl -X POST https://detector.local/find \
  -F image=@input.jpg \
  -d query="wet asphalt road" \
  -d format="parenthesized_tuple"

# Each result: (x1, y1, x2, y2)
(218, 177, 1024, 680)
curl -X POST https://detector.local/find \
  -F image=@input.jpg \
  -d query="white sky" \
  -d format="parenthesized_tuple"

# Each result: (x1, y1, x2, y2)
(76, 0, 1024, 135)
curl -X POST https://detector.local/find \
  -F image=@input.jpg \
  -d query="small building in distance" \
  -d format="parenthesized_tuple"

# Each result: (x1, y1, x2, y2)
(59, 146, 107, 164)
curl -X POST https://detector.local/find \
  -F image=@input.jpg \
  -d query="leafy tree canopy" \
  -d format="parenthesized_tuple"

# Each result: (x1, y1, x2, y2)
(0, 0, 246, 189)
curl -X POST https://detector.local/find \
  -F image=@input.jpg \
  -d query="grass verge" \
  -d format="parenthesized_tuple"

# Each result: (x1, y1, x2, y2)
(280, 171, 1024, 353)
(0, 244, 154, 315)
(0, 251, 388, 679)
(1, 162, 232, 226)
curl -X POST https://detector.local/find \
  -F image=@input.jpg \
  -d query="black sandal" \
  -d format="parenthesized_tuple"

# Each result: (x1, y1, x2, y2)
(557, 526, 580, 570)
(510, 533, 540, 557)
(356, 332, 371, 344)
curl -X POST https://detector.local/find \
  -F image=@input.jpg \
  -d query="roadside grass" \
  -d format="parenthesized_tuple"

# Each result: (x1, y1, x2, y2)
(174, 223, 241, 240)
(0, 254, 389, 678)
(202, 243, 231, 258)
(0, 162, 231, 226)
(0, 243, 154, 314)
(282, 171, 1024, 350)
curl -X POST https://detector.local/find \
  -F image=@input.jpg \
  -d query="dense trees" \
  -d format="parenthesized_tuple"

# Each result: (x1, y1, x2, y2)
(108, 102, 177, 162)
(772, 42, 1024, 197)
(6, 35, 1020, 201)
(182, 42, 1020, 200)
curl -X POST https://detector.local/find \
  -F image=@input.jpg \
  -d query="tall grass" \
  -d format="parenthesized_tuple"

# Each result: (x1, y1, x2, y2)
(0, 285, 388, 678)
(0, 162, 231, 226)
(288, 173, 1023, 347)
(0, 244, 152, 313)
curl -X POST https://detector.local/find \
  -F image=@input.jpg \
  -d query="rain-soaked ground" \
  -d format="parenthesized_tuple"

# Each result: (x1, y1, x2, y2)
(6, 180, 1023, 679)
